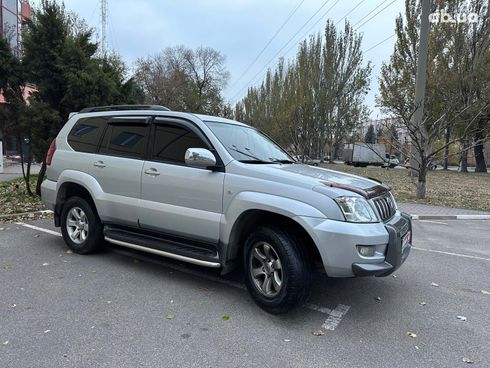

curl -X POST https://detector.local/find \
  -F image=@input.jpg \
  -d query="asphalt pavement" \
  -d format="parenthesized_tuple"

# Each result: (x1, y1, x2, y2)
(1, 219, 489, 368)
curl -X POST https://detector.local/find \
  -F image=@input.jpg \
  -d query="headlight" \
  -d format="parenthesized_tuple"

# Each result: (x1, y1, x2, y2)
(335, 196, 378, 223)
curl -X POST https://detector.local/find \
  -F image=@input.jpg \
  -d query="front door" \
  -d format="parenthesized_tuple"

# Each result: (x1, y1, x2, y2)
(139, 118, 224, 244)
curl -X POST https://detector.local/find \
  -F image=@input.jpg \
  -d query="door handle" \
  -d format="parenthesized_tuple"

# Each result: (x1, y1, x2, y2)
(94, 161, 106, 168)
(144, 168, 160, 176)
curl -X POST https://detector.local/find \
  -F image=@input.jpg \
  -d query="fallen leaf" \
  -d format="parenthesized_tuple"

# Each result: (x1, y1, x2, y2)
(481, 290, 490, 295)
(462, 357, 474, 364)
(374, 296, 382, 301)
(415, 346, 419, 350)
(222, 315, 230, 321)
(392, 274, 397, 278)
(407, 331, 417, 338)
(42, 262, 49, 266)
(420, 302, 427, 306)
(284, 339, 291, 342)
(166, 312, 175, 320)
(170, 299, 174, 304)
(2, 341, 8, 345)
(312, 330, 325, 336)
(107, 301, 111, 304)
(9, 304, 16, 309)
(34, 234, 40, 238)
(431, 282, 439, 287)
(2, 264, 12, 271)
(66, 250, 72, 254)
(44, 330, 51, 334)
(0, 228, 5, 231)
(90, 268, 96, 274)
(457, 316, 467, 321)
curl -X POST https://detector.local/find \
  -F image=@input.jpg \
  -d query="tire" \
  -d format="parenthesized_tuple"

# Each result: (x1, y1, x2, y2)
(60, 196, 103, 254)
(243, 226, 312, 314)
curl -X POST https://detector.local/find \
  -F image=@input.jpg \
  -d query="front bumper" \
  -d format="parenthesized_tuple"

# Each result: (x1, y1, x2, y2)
(295, 211, 412, 277)
(352, 212, 412, 276)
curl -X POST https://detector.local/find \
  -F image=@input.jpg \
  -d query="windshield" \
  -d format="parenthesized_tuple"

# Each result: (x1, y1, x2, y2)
(205, 121, 294, 163)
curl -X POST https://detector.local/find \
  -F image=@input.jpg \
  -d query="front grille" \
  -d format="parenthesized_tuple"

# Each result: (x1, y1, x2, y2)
(372, 194, 396, 221)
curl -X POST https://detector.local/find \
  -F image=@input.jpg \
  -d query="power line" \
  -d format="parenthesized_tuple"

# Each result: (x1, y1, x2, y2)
(356, 0, 398, 29)
(352, 0, 390, 28)
(230, 0, 333, 101)
(364, 33, 395, 53)
(334, 0, 367, 26)
(280, 0, 342, 59)
(229, 0, 305, 91)
(231, 0, 400, 104)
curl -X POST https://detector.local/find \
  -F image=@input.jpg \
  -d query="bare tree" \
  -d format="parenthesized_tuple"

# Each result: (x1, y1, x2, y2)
(134, 46, 230, 114)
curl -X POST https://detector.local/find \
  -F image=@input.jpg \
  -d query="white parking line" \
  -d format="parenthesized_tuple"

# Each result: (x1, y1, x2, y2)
(305, 303, 332, 315)
(322, 304, 351, 331)
(412, 247, 490, 261)
(13, 222, 347, 319)
(15, 222, 62, 237)
(419, 220, 448, 225)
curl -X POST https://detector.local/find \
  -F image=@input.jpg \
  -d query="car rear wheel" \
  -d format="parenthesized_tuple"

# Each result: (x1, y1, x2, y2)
(61, 196, 103, 254)
(243, 226, 311, 314)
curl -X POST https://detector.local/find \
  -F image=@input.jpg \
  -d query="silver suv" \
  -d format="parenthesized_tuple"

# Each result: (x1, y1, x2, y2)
(41, 105, 412, 313)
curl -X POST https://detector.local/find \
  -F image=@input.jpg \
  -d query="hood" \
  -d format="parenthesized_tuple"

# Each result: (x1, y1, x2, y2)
(232, 162, 385, 197)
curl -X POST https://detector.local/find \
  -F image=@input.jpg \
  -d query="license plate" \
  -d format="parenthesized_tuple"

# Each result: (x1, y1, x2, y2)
(402, 231, 411, 253)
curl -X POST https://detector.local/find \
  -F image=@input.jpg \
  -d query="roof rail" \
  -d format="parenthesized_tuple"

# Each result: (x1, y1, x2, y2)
(79, 105, 171, 113)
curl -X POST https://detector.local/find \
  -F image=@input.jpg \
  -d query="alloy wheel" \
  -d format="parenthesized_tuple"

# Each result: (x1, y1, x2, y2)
(249, 241, 283, 297)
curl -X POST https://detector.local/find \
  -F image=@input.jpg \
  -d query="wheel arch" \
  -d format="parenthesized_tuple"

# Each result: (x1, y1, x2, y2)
(55, 181, 98, 227)
(222, 209, 323, 273)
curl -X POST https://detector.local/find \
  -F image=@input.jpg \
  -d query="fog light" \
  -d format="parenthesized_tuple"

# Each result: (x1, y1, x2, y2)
(357, 245, 376, 257)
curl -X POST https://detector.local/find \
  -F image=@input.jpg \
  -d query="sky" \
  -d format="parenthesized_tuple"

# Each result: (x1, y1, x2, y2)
(51, 0, 407, 118)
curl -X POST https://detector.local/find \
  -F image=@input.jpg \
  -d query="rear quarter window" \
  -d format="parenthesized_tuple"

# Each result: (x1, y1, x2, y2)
(67, 117, 108, 153)
(99, 121, 149, 159)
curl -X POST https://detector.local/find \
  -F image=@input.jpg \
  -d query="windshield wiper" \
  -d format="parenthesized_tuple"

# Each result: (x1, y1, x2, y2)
(237, 159, 274, 164)
(228, 146, 272, 163)
(270, 158, 295, 164)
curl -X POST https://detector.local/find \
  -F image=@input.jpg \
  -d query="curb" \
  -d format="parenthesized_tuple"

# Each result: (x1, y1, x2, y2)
(0, 210, 53, 219)
(411, 214, 490, 220)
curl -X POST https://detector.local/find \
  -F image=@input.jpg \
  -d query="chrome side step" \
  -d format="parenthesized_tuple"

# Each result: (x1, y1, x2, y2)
(104, 236, 222, 268)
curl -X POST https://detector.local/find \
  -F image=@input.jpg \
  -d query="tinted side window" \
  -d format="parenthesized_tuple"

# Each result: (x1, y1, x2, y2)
(67, 117, 108, 153)
(99, 122, 148, 159)
(152, 124, 207, 164)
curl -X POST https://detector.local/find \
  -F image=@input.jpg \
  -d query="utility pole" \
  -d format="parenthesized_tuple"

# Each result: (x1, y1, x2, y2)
(410, 0, 430, 176)
(100, 0, 108, 54)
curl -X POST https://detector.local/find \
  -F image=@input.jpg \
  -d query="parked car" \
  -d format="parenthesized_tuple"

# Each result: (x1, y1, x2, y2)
(294, 155, 321, 166)
(41, 105, 412, 314)
(383, 154, 400, 168)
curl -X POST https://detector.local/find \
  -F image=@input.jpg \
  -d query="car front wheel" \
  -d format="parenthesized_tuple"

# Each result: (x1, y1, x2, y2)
(243, 226, 311, 314)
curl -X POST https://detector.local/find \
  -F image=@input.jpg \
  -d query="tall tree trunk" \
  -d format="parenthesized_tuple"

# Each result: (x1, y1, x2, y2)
(18, 135, 33, 196)
(36, 160, 47, 197)
(443, 127, 450, 170)
(417, 163, 427, 199)
(459, 139, 469, 173)
(474, 130, 487, 173)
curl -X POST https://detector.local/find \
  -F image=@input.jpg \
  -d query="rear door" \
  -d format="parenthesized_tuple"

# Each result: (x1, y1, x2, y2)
(89, 116, 150, 226)
(139, 117, 225, 243)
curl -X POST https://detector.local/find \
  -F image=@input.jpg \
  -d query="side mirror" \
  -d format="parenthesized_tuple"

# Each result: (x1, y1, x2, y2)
(185, 148, 217, 169)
